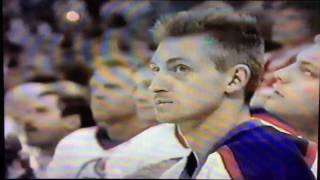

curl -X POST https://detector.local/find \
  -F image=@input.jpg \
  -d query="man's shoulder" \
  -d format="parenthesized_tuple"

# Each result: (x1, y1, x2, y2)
(134, 123, 175, 140)
(208, 125, 315, 179)
(63, 127, 97, 140)
(124, 123, 184, 151)
(105, 123, 188, 178)
(221, 124, 308, 157)
(56, 126, 98, 149)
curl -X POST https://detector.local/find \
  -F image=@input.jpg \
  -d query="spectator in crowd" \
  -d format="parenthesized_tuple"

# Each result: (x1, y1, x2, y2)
(54, 33, 94, 87)
(132, 65, 158, 125)
(3, 39, 25, 93)
(255, 34, 319, 177)
(253, 2, 319, 103)
(5, 134, 35, 179)
(251, 35, 319, 178)
(239, 1, 282, 53)
(5, 81, 94, 178)
(46, 59, 154, 178)
(103, 60, 191, 178)
(251, 35, 320, 142)
(146, 9, 315, 179)
(3, 0, 319, 179)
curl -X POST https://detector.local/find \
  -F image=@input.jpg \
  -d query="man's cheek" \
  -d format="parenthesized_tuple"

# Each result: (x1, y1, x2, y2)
(303, 86, 319, 97)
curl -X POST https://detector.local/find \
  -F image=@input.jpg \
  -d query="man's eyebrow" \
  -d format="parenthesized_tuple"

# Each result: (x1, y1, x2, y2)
(150, 57, 192, 66)
(166, 57, 191, 65)
(39, 90, 59, 97)
(34, 106, 49, 112)
(300, 61, 317, 69)
(103, 83, 121, 88)
(150, 55, 159, 65)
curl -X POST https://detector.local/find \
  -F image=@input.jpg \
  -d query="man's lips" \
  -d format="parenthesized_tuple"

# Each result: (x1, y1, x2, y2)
(155, 99, 174, 105)
(154, 94, 174, 106)
(273, 89, 284, 97)
(24, 123, 38, 132)
(136, 103, 154, 109)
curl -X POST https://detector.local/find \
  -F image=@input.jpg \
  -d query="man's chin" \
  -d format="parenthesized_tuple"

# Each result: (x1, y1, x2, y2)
(155, 113, 181, 124)
(26, 139, 49, 148)
(96, 118, 123, 127)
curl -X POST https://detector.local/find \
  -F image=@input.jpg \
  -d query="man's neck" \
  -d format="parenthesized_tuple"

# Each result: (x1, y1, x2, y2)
(285, 36, 312, 49)
(284, 115, 318, 143)
(301, 127, 318, 143)
(105, 115, 154, 142)
(34, 146, 55, 170)
(38, 144, 55, 157)
(177, 99, 250, 161)
(308, 133, 318, 144)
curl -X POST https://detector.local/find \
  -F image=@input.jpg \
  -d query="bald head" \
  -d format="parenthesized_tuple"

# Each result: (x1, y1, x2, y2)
(5, 83, 51, 116)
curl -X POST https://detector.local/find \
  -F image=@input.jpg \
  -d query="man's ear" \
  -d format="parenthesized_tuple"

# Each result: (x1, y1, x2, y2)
(62, 114, 81, 131)
(225, 64, 251, 94)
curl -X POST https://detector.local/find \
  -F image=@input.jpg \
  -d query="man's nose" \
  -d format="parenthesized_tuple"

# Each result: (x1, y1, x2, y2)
(149, 73, 170, 93)
(91, 88, 106, 100)
(133, 88, 146, 101)
(273, 67, 290, 85)
(21, 116, 33, 125)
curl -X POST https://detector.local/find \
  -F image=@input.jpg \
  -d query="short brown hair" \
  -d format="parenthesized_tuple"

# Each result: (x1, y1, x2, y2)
(152, 9, 264, 103)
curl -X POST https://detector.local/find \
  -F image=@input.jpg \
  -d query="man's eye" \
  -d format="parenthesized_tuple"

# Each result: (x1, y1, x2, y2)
(142, 80, 151, 88)
(104, 84, 120, 89)
(174, 64, 190, 73)
(301, 67, 315, 77)
(150, 65, 160, 72)
(35, 107, 48, 113)
(303, 69, 314, 77)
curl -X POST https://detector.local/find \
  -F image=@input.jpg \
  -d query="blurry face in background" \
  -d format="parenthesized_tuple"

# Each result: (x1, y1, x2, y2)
(149, 34, 226, 123)
(133, 67, 156, 123)
(90, 66, 136, 127)
(6, 83, 82, 149)
(5, 83, 49, 124)
(265, 44, 320, 132)
(4, 53, 24, 91)
(21, 93, 70, 147)
(271, 7, 310, 45)
(20, 51, 56, 81)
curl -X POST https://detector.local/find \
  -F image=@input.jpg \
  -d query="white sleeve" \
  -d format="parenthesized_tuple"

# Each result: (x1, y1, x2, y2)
(45, 137, 78, 178)
(159, 157, 187, 179)
(196, 152, 231, 179)
(311, 152, 318, 179)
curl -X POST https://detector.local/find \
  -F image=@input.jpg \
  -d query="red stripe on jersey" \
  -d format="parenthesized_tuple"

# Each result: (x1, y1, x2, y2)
(252, 114, 299, 136)
(218, 146, 244, 180)
(304, 141, 318, 167)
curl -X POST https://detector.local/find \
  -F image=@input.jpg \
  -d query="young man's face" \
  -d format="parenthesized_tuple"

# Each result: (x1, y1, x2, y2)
(265, 44, 320, 130)
(90, 66, 136, 126)
(149, 34, 226, 123)
(133, 67, 155, 123)
(20, 93, 69, 148)
(20, 51, 55, 81)
(271, 8, 309, 45)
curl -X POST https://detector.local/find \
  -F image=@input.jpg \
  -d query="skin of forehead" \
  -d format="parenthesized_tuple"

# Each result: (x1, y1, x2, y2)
(6, 83, 50, 101)
(50, 81, 86, 96)
(27, 93, 59, 109)
(91, 66, 135, 87)
(152, 33, 220, 64)
(134, 67, 153, 83)
(5, 83, 56, 115)
(297, 45, 320, 63)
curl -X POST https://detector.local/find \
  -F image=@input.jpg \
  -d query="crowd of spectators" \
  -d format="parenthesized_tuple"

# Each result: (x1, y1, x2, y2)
(4, 0, 319, 179)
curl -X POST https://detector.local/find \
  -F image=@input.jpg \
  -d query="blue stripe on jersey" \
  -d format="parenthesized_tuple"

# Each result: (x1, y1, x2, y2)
(226, 126, 314, 180)
(206, 108, 315, 179)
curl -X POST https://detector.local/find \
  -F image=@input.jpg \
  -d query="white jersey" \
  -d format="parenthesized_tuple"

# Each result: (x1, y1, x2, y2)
(46, 127, 119, 178)
(4, 115, 21, 138)
(311, 152, 318, 178)
(105, 123, 191, 178)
